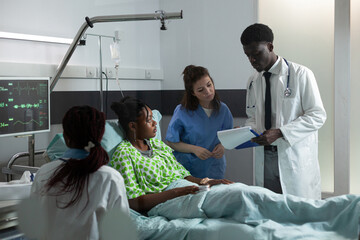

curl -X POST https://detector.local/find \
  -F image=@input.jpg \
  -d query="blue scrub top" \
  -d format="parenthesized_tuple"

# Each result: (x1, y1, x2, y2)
(166, 102, 233, 179)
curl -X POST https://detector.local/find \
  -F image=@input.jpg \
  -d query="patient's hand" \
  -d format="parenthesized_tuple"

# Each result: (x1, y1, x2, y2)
(193, 146, 213, 160)
(207, 179, 234, 187)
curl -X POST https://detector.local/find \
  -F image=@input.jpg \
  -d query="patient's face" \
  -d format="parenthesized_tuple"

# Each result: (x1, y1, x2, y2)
(136, 106, 157, 140)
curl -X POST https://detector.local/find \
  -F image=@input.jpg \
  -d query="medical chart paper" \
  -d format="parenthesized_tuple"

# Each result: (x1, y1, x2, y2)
(217, 126, 259, 149)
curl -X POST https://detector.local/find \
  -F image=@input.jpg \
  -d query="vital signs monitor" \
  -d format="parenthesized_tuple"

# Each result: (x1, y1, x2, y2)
(0, 77, 50, 137)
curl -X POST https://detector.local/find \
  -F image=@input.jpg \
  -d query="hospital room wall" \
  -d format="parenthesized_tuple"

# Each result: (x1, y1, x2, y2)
(0, 0, 162, 69)
(159, 0, 256, 90)
(258, 0, 335, 193)
(350, 0, 360, 194)
(0, 0, 164, 177)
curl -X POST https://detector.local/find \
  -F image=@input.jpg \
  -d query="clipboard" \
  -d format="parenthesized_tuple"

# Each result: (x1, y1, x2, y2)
(217, 126, 259, 150)
(235, 129, 259, 149)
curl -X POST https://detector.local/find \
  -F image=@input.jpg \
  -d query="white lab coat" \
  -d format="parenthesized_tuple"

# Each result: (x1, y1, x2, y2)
(245, 57, 326, 199)
(31, 160, 129, 240)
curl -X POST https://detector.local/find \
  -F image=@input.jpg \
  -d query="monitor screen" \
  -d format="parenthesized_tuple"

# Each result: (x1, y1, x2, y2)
(0, 77, 50, 137)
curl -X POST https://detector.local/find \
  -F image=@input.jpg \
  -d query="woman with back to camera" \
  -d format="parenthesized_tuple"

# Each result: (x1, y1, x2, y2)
(166, 65, 234, 179)
(30, 106, 129, 240)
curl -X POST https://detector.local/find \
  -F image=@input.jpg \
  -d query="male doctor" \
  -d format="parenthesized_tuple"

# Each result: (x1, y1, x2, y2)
(240, 23, 326, 199)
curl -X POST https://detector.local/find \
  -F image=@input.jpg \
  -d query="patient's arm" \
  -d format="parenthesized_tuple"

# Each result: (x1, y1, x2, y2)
(166, 141, 213, 160)
(129, 185, 199, 213)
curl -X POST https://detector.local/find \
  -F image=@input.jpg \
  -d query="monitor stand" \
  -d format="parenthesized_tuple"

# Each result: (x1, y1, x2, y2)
(27, 134, 35, 167)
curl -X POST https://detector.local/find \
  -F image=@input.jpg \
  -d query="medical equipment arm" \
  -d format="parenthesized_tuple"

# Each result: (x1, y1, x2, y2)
(50, 11, 183, 92)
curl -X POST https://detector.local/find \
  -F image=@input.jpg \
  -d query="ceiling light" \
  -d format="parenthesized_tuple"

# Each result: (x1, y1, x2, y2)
(0, 31, 73, 45)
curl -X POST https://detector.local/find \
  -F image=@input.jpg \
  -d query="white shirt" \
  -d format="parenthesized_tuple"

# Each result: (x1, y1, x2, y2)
(202, 107, 213, 117)
(30, 160, 129, 240)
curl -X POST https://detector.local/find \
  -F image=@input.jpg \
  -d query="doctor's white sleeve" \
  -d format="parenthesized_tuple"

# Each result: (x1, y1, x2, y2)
(279, 68, 327, 146)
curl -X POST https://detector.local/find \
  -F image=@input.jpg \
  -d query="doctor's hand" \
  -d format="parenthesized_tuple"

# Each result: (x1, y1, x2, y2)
(193, 146, 213, 160)
(212, 144, 224, 159)
(251, 129, 283, 146)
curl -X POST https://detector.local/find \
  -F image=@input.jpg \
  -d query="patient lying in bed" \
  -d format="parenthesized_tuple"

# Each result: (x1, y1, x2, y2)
(110, 96, 360, 240)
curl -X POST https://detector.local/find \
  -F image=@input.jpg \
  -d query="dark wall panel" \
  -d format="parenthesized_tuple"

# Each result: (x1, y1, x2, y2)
(50, 89, 247, 124)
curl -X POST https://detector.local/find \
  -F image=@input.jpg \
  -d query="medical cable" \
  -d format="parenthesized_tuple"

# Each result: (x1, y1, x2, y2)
(102, 71, 109, 117)
(110, 36, 124, 98)
(115, 64, 125, 98)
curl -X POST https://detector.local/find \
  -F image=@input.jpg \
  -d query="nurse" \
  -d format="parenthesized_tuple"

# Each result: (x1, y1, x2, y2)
(30, 106, 129, 240)
(166, 65, 233, 179)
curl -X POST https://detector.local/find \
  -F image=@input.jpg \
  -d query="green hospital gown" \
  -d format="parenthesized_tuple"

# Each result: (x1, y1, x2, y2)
(111, 138, 191, 199)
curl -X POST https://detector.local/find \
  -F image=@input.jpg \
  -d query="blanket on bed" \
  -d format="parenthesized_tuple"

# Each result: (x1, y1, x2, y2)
(131, 180, 359, 240)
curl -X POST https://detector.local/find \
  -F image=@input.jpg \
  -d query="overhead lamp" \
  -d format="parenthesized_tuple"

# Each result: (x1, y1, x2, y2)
(0, 31, 73, 45)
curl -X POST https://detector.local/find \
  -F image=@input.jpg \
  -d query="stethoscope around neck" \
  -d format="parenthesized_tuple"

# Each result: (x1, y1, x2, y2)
(246, 58, 291, 109)
(283, 58, 292, 97)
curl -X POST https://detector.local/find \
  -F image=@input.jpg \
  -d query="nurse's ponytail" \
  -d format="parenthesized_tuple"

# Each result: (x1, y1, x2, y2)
(45, 106, 108, 209)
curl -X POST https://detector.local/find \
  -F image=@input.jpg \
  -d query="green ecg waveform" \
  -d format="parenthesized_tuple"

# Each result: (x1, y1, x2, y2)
(13, 119, 43, 126)
(13, 103, 40, 109)
(0, 122, 9, 128)
(12, 82, 47, 96)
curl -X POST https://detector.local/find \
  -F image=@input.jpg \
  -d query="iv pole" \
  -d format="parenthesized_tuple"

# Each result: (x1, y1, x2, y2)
(82, 33, 117, 112)
(50, 10, 183, 92)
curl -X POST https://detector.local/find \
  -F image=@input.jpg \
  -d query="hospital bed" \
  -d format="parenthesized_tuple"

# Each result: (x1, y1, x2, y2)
(43, 110, 260, 240)
(2, 151, 44, 182)
(43, 110, 360, 240)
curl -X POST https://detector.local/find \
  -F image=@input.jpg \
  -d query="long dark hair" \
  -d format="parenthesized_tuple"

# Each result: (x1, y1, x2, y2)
(180, 65, 220, 112)
(46, 106, 108, 209)
(110, 96, 149, 140)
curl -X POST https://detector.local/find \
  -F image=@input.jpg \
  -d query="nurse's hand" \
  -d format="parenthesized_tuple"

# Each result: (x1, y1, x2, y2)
(212, 144, 224, 159)
(251, 129, 283, 145)
(193, 146, 213, 160)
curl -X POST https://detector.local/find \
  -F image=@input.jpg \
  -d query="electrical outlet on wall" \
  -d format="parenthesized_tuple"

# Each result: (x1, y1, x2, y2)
(86, 67, 97, 78)
(145, 70, 151, 79)
(106, 67, 115, 78)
